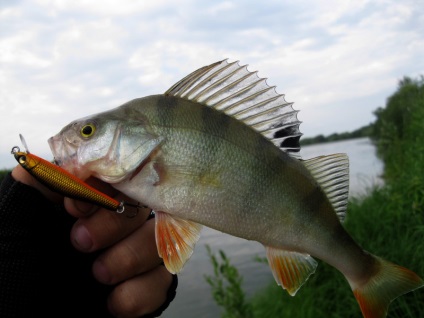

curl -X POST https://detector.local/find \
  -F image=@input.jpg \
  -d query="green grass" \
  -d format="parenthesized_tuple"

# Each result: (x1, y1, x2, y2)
(206, 76, 424, 317)
(249, 187, 424, 317)
(206, 146, 424, 318)
(247, 76, 424, 317)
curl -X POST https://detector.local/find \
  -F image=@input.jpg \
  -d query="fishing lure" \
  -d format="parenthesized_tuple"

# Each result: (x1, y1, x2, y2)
(11, 134, 141, 215)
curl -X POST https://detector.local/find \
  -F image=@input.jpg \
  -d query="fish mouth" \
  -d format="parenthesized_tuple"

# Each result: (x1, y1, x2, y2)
(48, 135, 78, 173)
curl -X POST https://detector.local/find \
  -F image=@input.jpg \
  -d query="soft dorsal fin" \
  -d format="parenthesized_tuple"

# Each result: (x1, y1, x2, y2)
(302, 154, 349, 222)
(165, 59, 302, 156)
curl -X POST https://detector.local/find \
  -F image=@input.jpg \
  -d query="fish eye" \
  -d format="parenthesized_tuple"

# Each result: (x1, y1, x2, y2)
(80, 123, 96, 138)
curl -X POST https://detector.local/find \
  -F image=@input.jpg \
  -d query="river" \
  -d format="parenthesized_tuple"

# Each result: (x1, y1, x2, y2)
(162, 137, 384, 318)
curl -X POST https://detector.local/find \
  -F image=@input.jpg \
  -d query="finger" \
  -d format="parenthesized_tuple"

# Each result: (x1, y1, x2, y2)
(92, 219, 161, 285)
(107, 266, 173, 318)
(64, 177, 119, 217)
(11, 165, 63, 203)
(70, 199, 151, 252)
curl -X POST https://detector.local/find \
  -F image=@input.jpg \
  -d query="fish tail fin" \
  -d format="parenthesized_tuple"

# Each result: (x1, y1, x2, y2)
(349, 256, 423, 318)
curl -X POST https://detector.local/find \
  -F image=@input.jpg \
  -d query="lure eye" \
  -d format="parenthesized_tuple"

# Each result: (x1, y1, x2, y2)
(19, 155, 26, 165)
(81, 124, 96, 138)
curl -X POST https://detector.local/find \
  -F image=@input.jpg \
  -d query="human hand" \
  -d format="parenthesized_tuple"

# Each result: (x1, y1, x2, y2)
(12, 164, 63, 203)
(11, 165, 176, 317)
(64, 178, 175, 317)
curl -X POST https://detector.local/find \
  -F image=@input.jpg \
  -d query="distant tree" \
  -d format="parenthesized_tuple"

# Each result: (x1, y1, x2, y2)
(372, 76, 424, 149)
(371, 74, 424, 180)
(300, 124, 374, 146)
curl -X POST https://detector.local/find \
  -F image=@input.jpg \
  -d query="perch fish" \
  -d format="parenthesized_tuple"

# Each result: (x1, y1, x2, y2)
(48, 59, 423, 318)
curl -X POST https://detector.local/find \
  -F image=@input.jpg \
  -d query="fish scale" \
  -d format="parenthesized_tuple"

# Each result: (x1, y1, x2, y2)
(48, 59, 423, 318)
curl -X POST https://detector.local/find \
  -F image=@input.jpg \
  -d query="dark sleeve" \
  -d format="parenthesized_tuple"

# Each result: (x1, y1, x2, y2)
(0, 172, 114, 317)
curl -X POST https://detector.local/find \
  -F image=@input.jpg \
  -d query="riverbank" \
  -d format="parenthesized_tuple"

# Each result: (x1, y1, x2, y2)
(246, 76, 424, 317)
(300, 124, 373, 146)
(249, 184, 424, 317)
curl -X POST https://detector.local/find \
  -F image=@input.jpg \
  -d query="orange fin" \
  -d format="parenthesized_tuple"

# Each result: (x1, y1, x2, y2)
(349, 256, 423, 318)
(265, 246, 318, 296)
(155, 211, 203, 274)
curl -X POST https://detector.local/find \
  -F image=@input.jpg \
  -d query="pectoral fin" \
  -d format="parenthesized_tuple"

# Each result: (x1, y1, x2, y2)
(265, 246, 318, 296)
(155, 211, 203, 274)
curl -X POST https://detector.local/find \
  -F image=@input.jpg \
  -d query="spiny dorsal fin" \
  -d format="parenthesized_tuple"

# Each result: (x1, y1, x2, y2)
(302, 154, 349, 222)
(165, 59, 302, 156)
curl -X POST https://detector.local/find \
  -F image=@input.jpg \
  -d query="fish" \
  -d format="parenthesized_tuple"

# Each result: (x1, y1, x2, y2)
(48, 59, 423, 318)
(11, 137, 137, 214)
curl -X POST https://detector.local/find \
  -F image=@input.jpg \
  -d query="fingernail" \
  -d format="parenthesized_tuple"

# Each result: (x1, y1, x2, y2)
(73, 225, 93, 251)
(93, 259, 112, 284)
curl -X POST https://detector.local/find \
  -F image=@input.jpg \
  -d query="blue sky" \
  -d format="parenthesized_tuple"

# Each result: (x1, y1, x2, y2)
(1, 0, 423, 168)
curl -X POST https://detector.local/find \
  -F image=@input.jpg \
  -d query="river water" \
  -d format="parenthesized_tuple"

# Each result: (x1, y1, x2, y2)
(162, 137, 384, 318)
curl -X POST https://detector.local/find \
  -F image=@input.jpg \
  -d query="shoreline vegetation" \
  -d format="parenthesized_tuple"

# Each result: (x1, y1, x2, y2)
(300, 124, 373, 146)
(205, 75, 424, 317)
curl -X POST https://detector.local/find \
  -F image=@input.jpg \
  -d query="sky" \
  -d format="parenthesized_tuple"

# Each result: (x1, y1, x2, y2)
(1, 0, 423, 169)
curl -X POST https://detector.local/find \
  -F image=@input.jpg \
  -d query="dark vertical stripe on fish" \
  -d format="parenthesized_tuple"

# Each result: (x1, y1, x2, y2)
(199, 105, 232, 184)
(157, 95, 178, 129)
(302, 185, 330, 223)
(238, 130, 269, 214)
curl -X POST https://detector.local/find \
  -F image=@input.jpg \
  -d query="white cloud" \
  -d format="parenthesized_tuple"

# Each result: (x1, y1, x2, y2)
(53, 19, 124, 61)
(0, 36, 50, 68)
(35, 0, 176, 16)
(0, 0, 423, 168)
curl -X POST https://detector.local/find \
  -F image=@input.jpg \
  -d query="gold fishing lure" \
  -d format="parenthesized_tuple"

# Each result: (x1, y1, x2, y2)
(11, 135, 141, 215)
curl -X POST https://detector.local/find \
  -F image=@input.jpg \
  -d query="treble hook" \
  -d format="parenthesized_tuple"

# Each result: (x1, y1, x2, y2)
(121, 202, 143, 218)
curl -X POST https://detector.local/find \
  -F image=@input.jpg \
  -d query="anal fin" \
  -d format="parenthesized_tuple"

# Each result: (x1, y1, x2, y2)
(155, 211, 203, 274)
(265, 246, 318, 296)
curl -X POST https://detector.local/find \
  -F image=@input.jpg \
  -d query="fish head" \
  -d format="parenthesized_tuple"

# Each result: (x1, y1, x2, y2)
(48, 111, 163, 183)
